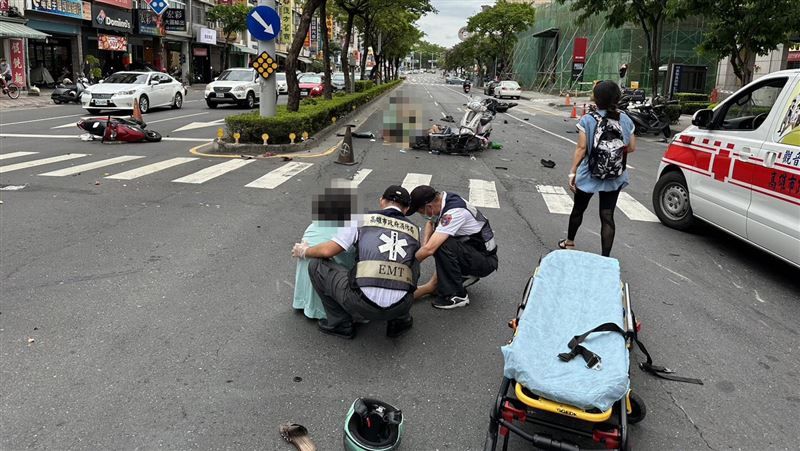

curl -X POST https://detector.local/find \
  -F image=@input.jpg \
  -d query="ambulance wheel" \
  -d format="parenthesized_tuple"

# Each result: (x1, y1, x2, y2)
(627, 391, 646, 424)
(653, 171, 694, 231)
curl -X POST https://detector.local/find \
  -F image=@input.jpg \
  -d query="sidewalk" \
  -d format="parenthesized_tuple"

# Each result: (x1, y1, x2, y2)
(0, 89, 58, 111)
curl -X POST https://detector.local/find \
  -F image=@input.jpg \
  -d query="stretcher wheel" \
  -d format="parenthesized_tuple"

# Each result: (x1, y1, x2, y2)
(627, 391, 646, 424)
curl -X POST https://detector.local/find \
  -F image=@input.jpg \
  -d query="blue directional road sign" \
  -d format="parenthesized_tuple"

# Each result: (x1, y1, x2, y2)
(147, 0, 169, 16)
(247, 6, 281, 42)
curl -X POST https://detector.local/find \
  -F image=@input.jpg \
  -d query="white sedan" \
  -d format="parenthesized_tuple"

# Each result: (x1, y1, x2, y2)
(81, 71, 186, 114)
(495, 80, 522, 99)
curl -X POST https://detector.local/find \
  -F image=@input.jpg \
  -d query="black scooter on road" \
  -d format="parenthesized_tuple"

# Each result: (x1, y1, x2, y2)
(619, 94, 676, 139)
(51, 77, 90, 104)
(463, 80, 471, 94)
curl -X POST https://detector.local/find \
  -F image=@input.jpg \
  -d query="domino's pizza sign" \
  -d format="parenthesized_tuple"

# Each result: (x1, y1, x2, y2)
(145, 0, 168, 16)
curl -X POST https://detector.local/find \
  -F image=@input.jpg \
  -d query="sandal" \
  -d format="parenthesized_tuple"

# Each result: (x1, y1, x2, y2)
(557, 239, 575, 250)
(279, 423, 317, 451)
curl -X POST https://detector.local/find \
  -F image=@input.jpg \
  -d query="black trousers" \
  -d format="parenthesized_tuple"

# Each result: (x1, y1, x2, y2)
(308, 258, 413, 328)
(434, 238, 498, 299)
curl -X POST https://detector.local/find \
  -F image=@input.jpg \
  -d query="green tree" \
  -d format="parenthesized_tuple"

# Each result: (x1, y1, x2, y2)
(207, 4, 252, 71)
(286, 0, 326, 111)
(336, 0, 370, 91)
(466, 0, 535, 79)
(561, 0, 684, 97)
(689, 0, 800, 86)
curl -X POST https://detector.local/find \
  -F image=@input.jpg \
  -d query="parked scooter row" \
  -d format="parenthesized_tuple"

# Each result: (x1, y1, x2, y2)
(51, 77, 91, 104)
(618, 90, 676, 139)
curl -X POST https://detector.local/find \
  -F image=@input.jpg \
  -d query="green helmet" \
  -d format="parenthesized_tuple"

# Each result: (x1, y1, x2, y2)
(343, 398, 404, 451)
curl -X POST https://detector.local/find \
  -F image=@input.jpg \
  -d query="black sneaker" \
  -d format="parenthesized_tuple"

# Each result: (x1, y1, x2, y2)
(386, 316, 413, 338)
(462, 275, 480, 288)
(432, 293, 470, 309)
(317, 319, 355, 339)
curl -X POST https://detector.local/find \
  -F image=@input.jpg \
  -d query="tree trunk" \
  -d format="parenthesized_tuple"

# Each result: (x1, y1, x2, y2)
(320, 1, 332, 99)
(287, 0, 325, 112)
(341, 12, 355, 92)
(360, 33, 369, 80)
(649, 16, 664, 98)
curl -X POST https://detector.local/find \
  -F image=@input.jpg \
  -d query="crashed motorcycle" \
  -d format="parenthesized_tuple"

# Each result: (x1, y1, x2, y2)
(51, 77, 90, 104)
(413, 97, 517, 154)
(77, 116, 162, 143)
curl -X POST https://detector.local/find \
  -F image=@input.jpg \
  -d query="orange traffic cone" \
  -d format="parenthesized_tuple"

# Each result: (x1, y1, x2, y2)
(570, 105, 578, 119)
(132, 96, 143, 124)
(565, 93, 572, 106)
(335, 125, 357, 165)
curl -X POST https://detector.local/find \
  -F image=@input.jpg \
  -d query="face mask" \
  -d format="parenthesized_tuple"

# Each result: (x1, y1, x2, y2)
(422, 205, 439, 223)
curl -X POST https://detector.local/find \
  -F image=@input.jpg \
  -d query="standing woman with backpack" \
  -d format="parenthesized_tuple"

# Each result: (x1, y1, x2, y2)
(558, 80, 636, 257)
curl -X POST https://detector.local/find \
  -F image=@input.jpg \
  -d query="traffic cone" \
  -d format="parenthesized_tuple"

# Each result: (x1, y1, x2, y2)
(565, 93, 571, 106)
(335, 125, 357, 165)
(131, 96, 143, 124)
(570, 105, 578, 119)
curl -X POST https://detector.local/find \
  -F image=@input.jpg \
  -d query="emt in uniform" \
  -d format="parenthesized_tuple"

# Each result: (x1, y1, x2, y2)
(407, 185, 498, 309)
(291, 186, 421, 339)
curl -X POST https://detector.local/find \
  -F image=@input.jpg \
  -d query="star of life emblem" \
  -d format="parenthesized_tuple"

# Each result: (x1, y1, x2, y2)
(378, 231, 408, 261)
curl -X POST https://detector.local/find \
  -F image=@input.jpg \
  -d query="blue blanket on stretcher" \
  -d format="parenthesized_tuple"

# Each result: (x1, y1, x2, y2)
(502, 250, 629, 412)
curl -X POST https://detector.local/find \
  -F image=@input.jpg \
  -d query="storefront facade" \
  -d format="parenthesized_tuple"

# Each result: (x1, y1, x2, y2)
(87, 2, 133, 76)
(24, 0, 85, 86)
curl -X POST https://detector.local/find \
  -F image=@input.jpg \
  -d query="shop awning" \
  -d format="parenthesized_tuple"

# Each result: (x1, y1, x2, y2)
(0, 21, 50, 40)
(232, 44, 257, 55)
(298, 56, 313, 64)
(532, 27, 559, 38)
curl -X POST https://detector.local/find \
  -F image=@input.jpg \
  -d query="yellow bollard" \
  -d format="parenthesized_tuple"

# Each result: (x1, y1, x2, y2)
(302, 131, 309, 141)
(289, 132, 296, 144)
(233, 132, 241, 144)
(262, 133, 269, 145)
(332, 116, 337, 124)
(217, 128, 224, 141)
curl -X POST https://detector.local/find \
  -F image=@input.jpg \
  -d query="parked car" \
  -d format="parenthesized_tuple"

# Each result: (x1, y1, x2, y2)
(81, 71, 185, 114)
(331, 72, 346, 91)
(446, 77, 466, 85)
(204, 68, 260, 109)
(298, 74, 325, 97)
(653, 69, 800, 268)
(484, 81, 499, 96)
(276, 72, 288, 95)
(495, 80, 522, 99)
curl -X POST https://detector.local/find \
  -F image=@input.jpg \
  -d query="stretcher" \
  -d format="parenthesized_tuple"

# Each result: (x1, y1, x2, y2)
(484, 251, 646, 451)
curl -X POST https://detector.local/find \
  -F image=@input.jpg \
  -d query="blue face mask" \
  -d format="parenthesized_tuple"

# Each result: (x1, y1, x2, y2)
(422, 205, 439, 223)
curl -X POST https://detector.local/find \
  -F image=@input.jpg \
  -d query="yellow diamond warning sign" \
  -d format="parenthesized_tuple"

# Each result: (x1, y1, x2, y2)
(251, 51, 279, 79)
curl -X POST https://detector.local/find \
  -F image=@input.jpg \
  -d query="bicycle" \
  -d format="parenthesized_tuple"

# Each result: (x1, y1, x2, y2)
(1, 81, 20, 99)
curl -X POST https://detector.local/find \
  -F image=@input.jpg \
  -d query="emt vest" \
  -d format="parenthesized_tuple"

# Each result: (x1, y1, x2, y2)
(442, 194, 497, 254)
(352, 208, 421, 292)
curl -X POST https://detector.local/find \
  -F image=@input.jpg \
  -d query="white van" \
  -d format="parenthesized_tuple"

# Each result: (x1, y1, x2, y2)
(653, 69, 800, 268)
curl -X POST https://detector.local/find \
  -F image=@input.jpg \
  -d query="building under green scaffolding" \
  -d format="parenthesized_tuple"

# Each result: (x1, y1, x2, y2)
(513, 1, 718, 96)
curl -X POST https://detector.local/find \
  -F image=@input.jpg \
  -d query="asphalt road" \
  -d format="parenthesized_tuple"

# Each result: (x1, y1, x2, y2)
(1, 74, 799, 450)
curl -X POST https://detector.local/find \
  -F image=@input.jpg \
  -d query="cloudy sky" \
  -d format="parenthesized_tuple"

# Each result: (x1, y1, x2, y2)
(417, 0, 493, 48)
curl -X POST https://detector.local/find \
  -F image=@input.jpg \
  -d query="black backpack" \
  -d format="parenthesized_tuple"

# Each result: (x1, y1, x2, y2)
(588, 112, 626, 180)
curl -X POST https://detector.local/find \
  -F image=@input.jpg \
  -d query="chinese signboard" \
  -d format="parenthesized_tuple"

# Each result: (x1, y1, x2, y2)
(137, 8, 165, 36)
(9, 39, 25, 86)
(94, 0, 132, 8)
(310, 16, 318, 53)
(98, 34, 127, 52)
(27, 0, 83, 20)
(92, 4, 133, 33)
(1, 0, 9, 17)
(164, 8, 185, 31)
(197, 27, 216, 44)
(279, 0, 293, 44)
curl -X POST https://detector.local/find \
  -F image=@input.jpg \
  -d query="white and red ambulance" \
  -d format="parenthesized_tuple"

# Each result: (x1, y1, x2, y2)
(653, 69, 800, 268)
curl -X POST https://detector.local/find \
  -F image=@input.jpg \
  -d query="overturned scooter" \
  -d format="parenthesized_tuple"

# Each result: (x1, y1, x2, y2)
(77, 99, 161, 143)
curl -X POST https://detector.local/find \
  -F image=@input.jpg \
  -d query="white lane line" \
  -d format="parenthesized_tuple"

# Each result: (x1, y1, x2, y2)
(507, 113, 578, 146)
(440, 112, 446, 118)
(105, 157, 198, 180)
(434, 101, 439, 107)
(348, 168, 372, 187)
(245, 162, 313, 189)
(0, 133, 213, 142)
(401, 173, 432, 192)
(469, 179, 500, 209)
(147, 112, 209, 124)
(536, 185, 574, 214)
(172, 159, 255, 184)
(616, 192, 659, 222)
(0, 113, 82, 127)
(0, 151, 38, 160)
(52, 119, 88, 129)
(0, 154, 88, 174)
(39, 155, 146, 176)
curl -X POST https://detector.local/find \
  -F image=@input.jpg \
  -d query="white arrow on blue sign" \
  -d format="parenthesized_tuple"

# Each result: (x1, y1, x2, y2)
(247, 6, 281, 42)
(148, 0, 169, 16)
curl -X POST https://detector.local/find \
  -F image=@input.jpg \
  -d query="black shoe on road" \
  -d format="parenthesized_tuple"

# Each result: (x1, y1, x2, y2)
(318, 319, 355, 339)
(386, 316, 413, 338)
(432, 294, 470, 309)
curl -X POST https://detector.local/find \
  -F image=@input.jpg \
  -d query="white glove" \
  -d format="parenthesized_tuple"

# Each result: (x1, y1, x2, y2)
(292, 241, 310, 259)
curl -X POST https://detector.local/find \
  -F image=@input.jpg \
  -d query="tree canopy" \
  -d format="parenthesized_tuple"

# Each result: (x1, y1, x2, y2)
(466, 0, 535, 78)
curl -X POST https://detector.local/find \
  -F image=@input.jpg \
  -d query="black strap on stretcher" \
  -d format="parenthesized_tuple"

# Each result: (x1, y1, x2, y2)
(558, 322, 704, 385)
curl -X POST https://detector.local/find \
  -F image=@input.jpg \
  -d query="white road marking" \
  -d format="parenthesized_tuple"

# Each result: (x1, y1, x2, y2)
(172, 159, 255, 184)
(245, 162, 313, 189)
(146, 112, 209, 124)
(348, 168, 372, 187)
(643, 255, 692, 282)
(536, 185, 574, 214)
(440, 112, 446, 118)
(52, 119, 88, 129)
(469, 179, 500, 208)
(0, 113, 82, 127)
(0, 184, 26, 191)
(616, 192, 659, 222)
(0, 151, 37, 160)
(754, 290, 766, 303)
(506, 113, 578, 146)
(172, 118, 226, 132)
(0, 154, 87, 174)
(105, 157, 198, 180)
(39, 155, 146, 176)
(0, 133, 213, 142)
(401, 173, 432, 192)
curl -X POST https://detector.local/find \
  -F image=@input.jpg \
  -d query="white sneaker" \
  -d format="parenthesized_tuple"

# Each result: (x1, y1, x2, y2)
(432, 294, 470, 309)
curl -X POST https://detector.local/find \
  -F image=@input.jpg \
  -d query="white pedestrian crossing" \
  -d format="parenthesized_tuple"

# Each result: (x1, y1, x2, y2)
(172, 159, 255, 184)
(0, 151, 38, 160)
(469, 179, 500, 209)
(39, 155, 146, 177)
(105, 157, 198, 180)
(348, 168, 373, 187)
(245, 162, 313, 189)
(401, 173, 432, 192)
(616, 192, 659, 222)
(536, 185, 574, 214)
(0, 153, 87, 174)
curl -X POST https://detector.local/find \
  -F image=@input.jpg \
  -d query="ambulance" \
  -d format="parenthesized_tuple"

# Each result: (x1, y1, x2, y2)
(653, 69, 800, 268)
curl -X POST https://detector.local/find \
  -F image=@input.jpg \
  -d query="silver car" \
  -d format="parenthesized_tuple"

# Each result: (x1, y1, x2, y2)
(331, 72, 346, 91)
(276, 72, 287, 95)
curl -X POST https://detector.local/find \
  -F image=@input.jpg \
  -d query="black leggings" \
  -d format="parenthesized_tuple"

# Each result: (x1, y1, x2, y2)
(567, 188, 622, 257)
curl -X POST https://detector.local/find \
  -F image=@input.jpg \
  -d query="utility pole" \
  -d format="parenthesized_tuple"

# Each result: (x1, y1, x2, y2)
(259, 0, 277, 117)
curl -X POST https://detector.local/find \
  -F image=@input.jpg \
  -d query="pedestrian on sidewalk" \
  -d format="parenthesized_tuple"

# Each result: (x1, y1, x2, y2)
(291, 186, 421, 339)
(559, 80, 637, 257)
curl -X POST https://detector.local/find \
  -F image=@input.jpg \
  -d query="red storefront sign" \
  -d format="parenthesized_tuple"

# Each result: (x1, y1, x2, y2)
(98, 34, 128, 51)
(789, 52, 800, 62)
(573, 37, 588, 63)
(193, 47, 208, 56)
(94, 0, 133, 9)
(9, 38, 25, 86)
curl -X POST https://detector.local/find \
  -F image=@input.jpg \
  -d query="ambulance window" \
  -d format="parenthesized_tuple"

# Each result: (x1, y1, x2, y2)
(719, 77, 787, 131)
